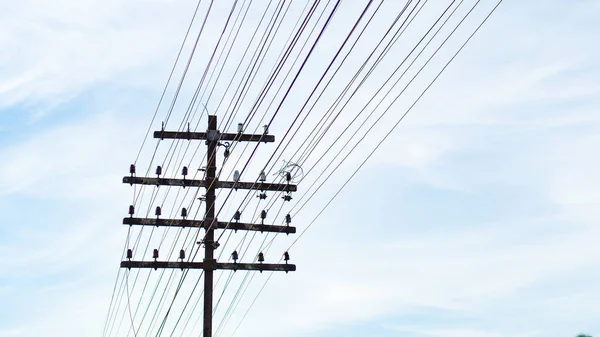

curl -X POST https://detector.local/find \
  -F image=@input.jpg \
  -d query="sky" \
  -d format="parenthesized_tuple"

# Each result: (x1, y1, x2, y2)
(1, 1, 599, 337)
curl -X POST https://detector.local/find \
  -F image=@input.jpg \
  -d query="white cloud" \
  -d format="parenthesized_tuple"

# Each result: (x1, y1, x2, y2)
(0, 0, 194, 109)
(390, 326, 536, 337)
(2, 1, 600, 337)
(0, 111, 138, 199)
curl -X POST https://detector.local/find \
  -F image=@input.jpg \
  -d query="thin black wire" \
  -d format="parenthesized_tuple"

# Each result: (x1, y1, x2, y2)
(211, 0, 289, 131)
(195, 0, 472, 334)
(254, 0, 385, 178)
(283, 0, 426, 174)
(141, 2, 338, 334)
(105, 226, 138, 337)
(290, 0, 503, 249)
(207, 2, 410, 329)
(118, 2, 251, 331)
(134, 0, 205, 165)
(209, 3, 420, 314)
(206, 0, 324, 218)
(213, 201, 287, 336)
(208, 0, 340, 245)
(263, 0, 389, 176)
(218, 0, 410, 234)
(229, 3, 504, 335)
(112, 2, 220, 328)
(206, 6, 380, 305)
(219, 0, 294, 131)
(289, 0, 424, 171)
(156, 0, 238, 202)
(102, 1, 206, 335)
(195, 0, 254, 125)
(130, 0, 216, 214)
(215, 0, 422, 244)
(152, 0, 249, 257)
(288, 0, 454, 216)
(162, 0, 241, 165)
(290, 0, 461, 219)
(179, 0, 327, 270)
(177, 0, 293, 223)
(126, 270, 139, 337)
(165, 0, 294, 231)
(209, 1, 369, 331)
(129, 0, 215, 214)
(129, 2, 304, 330)
(116, 0, 478, 334)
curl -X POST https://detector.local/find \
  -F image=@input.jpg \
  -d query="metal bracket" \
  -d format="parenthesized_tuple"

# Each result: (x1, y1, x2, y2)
(206, 130, 220, 141)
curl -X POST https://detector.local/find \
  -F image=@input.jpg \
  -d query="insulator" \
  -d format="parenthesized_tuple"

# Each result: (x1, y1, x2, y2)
(224, 147, 230, 158)
(181, 207, 188, 218)
(233, 211, 241, 221)
(282, 194, 292, 202)
(153, 249, 159, 259)
(182, 166, 188, 177)
(286, 172, 292, 182)
(263, 124, 269, 134)
(128, 205, 135, 216)
(126, 249, 133, 260)
(258, 252, 264, 263)
(232, 250, 239, 262)
(153, 206, 161, 218)
(156, 165, 162, 177)
(179, 249, 185, 260)
(283, 251, 290, 261)
(233, 170, 240, 182)
(285, 214, 291, 224)
(237, 123, 243, 133)
(259, 171, 266, 182)
(257, 193, 267, 200)
(129, 164, 136, 176)
(260, 210, 267, 219)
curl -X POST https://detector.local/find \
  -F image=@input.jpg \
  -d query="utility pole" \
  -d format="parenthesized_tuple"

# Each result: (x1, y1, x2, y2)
(122, 115, 296, 337)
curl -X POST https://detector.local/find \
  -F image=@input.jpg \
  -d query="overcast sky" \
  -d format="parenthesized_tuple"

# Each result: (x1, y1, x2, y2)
(1, 1, 599, 337)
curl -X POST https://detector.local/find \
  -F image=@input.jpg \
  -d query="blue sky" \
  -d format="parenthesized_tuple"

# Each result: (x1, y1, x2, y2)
(1, 1, 599, 337)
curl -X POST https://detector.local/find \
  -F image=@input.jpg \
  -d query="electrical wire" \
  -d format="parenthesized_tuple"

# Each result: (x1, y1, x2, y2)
(224, 2, 504, 334)
(111, 1, 502, 336)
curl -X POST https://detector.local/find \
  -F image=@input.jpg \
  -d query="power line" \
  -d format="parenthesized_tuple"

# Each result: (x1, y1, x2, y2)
(224, 2, 504, 334)
(290, 0, 504, 249)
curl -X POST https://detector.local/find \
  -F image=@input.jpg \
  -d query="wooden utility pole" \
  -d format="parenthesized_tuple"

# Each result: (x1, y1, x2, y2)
(122, 115, 296, 337)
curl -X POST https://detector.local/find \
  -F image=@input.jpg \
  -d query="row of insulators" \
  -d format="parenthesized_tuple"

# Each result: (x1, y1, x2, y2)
(233, 170, 292, 183)
(129, 164, 292, 184)
(233, 210, 292, 225)
(157, 121, 268, 135)
(128, 205, 191, 218)
(231, 250, 290, 263)
(236, 123, 269, 135)
(128, 205, 292, 225)
(256, 191, 293, 201)
(130, 164, 191, 178)
(126, 248, 184, 260)
(126, 248, 290, 263)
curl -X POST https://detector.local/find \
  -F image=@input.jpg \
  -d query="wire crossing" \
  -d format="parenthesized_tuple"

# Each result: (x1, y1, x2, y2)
(123, 115, 296, 337)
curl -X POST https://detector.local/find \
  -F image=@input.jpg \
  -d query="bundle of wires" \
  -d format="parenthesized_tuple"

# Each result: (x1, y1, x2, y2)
(100, 1, 504, 336)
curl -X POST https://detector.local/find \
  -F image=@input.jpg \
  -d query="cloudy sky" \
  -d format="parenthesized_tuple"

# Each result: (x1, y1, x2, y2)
(1, 1, 599, 337)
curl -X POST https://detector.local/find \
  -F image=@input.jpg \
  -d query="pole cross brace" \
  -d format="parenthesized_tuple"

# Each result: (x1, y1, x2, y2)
(122, 176, 297, 192)
(122, 217, 296, 234)
(120, 260, 296, 272)
(153, 131, 275, 143)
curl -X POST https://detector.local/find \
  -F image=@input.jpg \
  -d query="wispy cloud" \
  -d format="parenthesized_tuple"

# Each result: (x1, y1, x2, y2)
(0, 0, 194, 110)
(1, 1, 600, 337)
